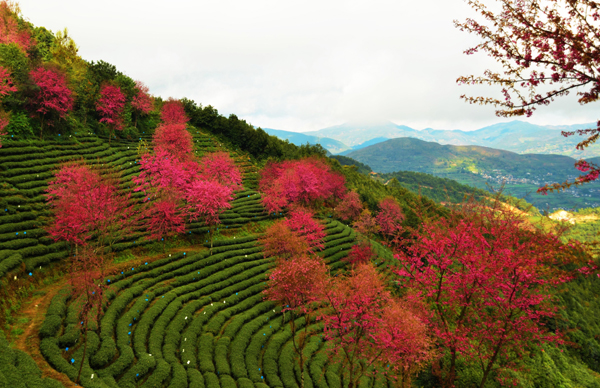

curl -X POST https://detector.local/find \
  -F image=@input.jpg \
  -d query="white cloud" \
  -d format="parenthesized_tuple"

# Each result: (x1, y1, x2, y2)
(18, 0, 600, 132)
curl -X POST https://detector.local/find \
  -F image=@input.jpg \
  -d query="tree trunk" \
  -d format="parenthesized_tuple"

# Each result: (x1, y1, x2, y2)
(479, 337, 505, 388)
(445, 348, 457, 388)
(39, 116, 44, 140)
(76, 325, 88, 384)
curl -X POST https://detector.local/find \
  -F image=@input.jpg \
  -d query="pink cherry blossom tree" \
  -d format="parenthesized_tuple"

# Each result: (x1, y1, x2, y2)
(319, 263, 391, 388)
(263, 254, 328, 388)
(0, 1, 32, 53)
(96, 84, 126, 142)
(393, 200, 578, 388)
(199, 151, 243, 190)
(185, 179, 234, 253)
(372, 297, 435, 388)
(259, 157, 346, 213)
(152, 123, 194, 161)
(335, 191, 363, 223)
(29, 66, 74, 139)
(160, 97, 189, 125)
(283, 207, 326, 253)
(376, 196, 405, 244)
(343, 240, 375, 267)
(131, 80, 153, 128)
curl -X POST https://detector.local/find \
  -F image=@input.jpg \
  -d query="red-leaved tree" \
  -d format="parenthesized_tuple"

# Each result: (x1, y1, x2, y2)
(283, 207, 326, 253)
(343, 240, 375, 267)
(353, 209, 380, 238)
(259, 157, 346, 213)
(152, 123, 194, 161)
(46, 162, 138, 383)
(0, 110, 8, 148)
(260, 221, 311, 260)
(134, 148, 198, 248)
(393, 200, 578, 388)
(319, 263, 392, 388)
(46, 162, 138, 254)
(96, 84, 126, 141)
(455, 0, 600, 192)
(161, 97, 189, 125)
(199, 151, 243, 190)
(372, 297, 435, 388)
(0, 1, 32, 53)
(335, 191, 363, 222)
(29, 67, 74, 138)
(146, 196, 186, 252)
(0, 65, 17, 97)
(134, 148, 198, 198)
(263, 254, 329, 388)
(185, 178, 233, 253)
(131, 80, 153, 127)
(376, 196, 405, 244)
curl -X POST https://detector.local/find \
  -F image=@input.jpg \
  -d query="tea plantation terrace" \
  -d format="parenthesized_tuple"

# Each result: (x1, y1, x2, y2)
(38, 220, 394, 388)
(0, 127, 260, 279)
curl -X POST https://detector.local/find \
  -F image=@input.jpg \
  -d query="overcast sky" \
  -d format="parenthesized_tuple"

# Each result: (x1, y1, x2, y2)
(18, 0, 600, 132)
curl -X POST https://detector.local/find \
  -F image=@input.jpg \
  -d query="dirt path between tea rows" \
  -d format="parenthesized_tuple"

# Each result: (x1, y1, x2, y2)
(8, 244, 210, 387)
(12, 277, 78, 387)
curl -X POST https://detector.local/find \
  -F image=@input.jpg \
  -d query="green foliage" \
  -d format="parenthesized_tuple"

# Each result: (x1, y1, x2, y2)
(0, 329, 66, 388)
(4, 110, 34, 139)
(329, 155, 372, 174)
(30, 26, 56, 63)
(0, 43, 29, 86)
(379, 170, 488, 204)
(181, 98, 326, 161)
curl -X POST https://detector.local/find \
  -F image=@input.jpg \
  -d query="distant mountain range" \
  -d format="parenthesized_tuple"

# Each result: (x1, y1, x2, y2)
(344, 137, 600, 211)
(264, 120, 600, 158)
(345, 137, 578, 179)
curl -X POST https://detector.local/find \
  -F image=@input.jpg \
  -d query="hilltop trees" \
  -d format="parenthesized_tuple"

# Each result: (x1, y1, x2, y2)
(0, 1, 32, 53)
(28, 66, 73, 138)
(161, 97, 189, 125)
(455, 0, 600, 191)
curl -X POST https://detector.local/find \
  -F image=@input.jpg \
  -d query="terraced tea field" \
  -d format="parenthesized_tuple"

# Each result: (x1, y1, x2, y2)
(0, 129, 397, 388)
(0, 128, 260, 279)
(35, 220, 387, 388)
